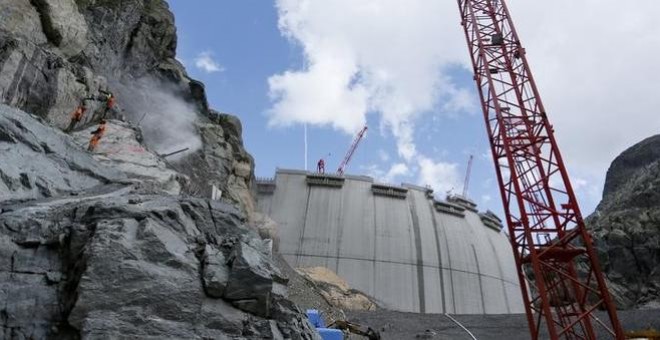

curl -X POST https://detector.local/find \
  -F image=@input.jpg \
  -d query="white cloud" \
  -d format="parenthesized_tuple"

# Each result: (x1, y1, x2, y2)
(378, 149, 390, 162)
(504, 1, 660, 207)
(363, 162, 410, 184)
(417, 156, 460, 196)
(269, 1, 660, 208)
(384, 163, 409, 183)
(194, 51, 224, 73)
(268, 0, 469, 156)
(268, 0, 472, 195)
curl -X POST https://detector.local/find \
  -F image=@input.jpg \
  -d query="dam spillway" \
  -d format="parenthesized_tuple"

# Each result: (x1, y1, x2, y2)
(256, 169, 524, 314)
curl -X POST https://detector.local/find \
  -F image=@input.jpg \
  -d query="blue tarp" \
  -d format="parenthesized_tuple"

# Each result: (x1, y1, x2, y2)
(306, 309, 326, 328)
(306, 309, 343, 340)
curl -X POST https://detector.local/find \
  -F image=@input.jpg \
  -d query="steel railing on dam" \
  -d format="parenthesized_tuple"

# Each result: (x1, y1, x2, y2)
(257, 169, 524, 314)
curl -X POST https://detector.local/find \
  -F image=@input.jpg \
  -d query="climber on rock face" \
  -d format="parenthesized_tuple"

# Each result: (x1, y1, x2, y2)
(98, 90, 116, 119)
(65, 102, 87, 132)
(88, 119, 107, 152)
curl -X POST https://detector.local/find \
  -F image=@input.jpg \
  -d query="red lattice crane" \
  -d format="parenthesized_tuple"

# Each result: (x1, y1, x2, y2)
(456, 1, 624, 339)
(337, 126, 368, 176)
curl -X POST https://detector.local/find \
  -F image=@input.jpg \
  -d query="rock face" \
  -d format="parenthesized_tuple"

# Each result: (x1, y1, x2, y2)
(174, 112, 257, 217)
(587, 135, 660, 309)
(0, 0, 317, 337)
(0, 0, 256, 216)
(0, 104, 125, 202)
(0, 105, 319, 339)
(1, 189, 318, 339)
(71, 119, 185, 195)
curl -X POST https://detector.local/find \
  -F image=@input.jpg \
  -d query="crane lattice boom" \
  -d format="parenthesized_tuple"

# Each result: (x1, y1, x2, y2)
(457, 1, 623, 339)
(337, 126, 368, 176)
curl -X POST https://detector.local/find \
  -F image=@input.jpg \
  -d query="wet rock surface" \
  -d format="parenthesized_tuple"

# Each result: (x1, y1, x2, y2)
(587, 134, 660, 308)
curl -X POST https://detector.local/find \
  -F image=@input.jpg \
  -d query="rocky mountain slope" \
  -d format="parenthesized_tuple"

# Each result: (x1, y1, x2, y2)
(0, 0, 321, 338)
(588, 135, 660, 309)
(0, 0, 255, 215)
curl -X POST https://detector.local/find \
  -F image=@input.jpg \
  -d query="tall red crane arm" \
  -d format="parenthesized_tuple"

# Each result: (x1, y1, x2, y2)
(337, 126, 368, 175)
(456, 1, 623, 339)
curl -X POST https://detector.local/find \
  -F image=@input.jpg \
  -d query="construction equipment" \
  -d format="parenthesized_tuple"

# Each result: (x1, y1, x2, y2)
(462, 154, 474, 197)
(337, 126, 367, 176)
(159, 147, 190, 158)
(625, 329, 660, 340)
(456, 1, 623, 339)
(327, 320, 381, 340)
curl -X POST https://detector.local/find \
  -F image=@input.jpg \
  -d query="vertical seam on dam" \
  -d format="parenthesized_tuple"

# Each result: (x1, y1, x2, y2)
(334, 189, 345, 272)
(408, 193, 426, 313)
(471, 244, 487, 314)
(439, 213, 456, 313)
(429, 197, 447, 313)
(296, 185, 312, 266)
(487, 233, 511, 313)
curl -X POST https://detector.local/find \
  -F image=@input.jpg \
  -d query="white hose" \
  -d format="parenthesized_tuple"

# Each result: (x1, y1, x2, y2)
(444, 313, 478, 340)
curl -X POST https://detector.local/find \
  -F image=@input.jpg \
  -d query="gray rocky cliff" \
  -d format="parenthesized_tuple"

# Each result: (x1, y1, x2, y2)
(0, 0, 319, 338)
(0, 0, 256, 215)
(587, 135, 660, 309)
(0, 105, 318, 339)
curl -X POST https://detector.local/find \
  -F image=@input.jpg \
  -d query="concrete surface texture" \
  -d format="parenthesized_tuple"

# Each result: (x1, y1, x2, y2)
(257, 169, 525, 314)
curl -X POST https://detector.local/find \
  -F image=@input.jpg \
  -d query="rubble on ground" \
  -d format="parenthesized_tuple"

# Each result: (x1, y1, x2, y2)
(298, 267, 378, 312)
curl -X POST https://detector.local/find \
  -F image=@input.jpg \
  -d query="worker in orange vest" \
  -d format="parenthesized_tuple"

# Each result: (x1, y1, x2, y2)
(317, 158, 325, 174)
(88, 119, 107, 152)
(98, 90, 116, 119)
(65, 102, 87, 132)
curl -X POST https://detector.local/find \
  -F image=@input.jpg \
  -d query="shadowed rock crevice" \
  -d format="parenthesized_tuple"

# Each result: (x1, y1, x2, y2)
(29, 0, 63, 46)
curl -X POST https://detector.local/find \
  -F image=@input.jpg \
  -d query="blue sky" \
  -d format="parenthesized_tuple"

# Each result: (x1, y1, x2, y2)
(167, 1, 660, 217)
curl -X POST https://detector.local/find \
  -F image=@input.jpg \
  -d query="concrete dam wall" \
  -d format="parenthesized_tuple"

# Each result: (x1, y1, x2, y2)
(256, 169, 524, 314)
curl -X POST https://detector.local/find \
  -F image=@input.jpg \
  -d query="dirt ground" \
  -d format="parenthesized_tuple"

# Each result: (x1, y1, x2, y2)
(346, 309, 660, 340)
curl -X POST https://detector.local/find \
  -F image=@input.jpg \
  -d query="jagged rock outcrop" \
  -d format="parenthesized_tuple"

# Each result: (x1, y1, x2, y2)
(71, 119, 185, 195)
(173, 111, 257, 217)
(0, 104, 319, 339)
(0, 0, 317, 336)
(0, 0, 256, 216)
(0, 104, 125, 202)
(587, 135, 660, 309)
(1, 189, 318, 339)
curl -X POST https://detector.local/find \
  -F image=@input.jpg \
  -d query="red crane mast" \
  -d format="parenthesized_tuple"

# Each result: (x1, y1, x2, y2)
(456, 1, 623, 339)
(337, 126, 368, 176)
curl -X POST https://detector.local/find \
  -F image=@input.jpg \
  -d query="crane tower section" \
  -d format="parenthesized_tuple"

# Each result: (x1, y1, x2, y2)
(457, 1, 623, 339)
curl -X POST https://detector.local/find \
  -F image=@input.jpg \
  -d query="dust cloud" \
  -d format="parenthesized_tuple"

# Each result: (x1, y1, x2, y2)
(114, 78, 202, 159)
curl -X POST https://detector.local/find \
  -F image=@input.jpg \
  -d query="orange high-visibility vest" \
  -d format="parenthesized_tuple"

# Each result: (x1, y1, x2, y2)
(71, 106, 87, 121)
(107, 95, 115, 109)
